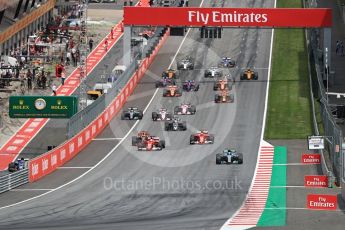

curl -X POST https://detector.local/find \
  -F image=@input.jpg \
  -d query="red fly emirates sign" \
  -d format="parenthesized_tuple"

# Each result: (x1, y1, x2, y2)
(304, 175, 328, 188)
(301, 153, 321, 164)
(307, 194, 337, 211)
(123, 8, 332, 28)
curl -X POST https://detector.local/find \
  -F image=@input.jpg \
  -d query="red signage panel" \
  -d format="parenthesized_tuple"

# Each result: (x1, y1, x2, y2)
(307, 194, 337, 210)
(301, 153, 321, 164)
(304, 175, 328, 188)
(124, 7, 332, 27)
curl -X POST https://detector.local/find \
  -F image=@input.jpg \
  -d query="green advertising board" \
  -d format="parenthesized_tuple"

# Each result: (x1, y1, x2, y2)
(9, 96, 78, 118)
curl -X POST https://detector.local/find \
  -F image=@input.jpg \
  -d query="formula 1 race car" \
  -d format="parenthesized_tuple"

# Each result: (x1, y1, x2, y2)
(138, 136, 166, 151)
(190, 130, 214, 144)
(152, 108, 173, 121)
(155, 78, 176, 88)
(162, 68, 178, 79)
(132, 131, 150, 146)
(163, 85, 182, 97)
(204, 67, 223, 78)
(218, 57, 236, 68)
(213, 78, 231, 91)
(177, 56, 194, 70)
(182, 80, 200, 92)
(121, 107, 143, 120)
(174, 103, 196, 115)
(132, 131, 165, 151)
(215, 90, 234, 103)
(216, 149, 243, 164)
(240, 69, 258, 80)
(165, 116, 187, 131)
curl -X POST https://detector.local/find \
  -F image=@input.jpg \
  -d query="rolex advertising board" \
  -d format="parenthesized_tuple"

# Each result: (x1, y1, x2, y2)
(9, 96, 78, 118)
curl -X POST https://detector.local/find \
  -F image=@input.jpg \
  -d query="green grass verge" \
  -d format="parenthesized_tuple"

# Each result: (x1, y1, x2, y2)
(257, 146, 287, 227)
(264, 0, 313, 139)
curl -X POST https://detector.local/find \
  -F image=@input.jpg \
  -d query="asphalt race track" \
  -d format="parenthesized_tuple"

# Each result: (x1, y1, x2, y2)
(0, 0, 274, 229)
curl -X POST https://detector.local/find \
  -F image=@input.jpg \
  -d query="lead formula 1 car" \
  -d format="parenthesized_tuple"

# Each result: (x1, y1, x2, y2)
(190, 130, 214, 144)
(216, 149, 243, 164)
(240, 69, 258, 80)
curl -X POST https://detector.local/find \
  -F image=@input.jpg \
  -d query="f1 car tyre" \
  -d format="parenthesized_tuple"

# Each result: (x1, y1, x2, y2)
(159, 140, 165, 148)
(152, 112, 158, 121)
(132, 136, 139, 146)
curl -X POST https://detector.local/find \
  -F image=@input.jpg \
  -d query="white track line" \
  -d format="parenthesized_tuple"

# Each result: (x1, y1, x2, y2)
(0, 0, 206, 211)
(264, 207, 345, 211)
(273, 163, 310, 166)
(260, 1, 276, 143)
(93, 138, 124, 141)
(11, 189, 54, 192)
(270, 185, 305, 188)
(57, 167, 92, 169)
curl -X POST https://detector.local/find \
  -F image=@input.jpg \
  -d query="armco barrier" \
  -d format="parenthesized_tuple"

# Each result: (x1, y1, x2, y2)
(29, 28, 170, 182)
(0, 169, 29, 194)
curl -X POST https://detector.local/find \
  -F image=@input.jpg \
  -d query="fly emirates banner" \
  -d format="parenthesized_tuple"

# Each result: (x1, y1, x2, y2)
(124, 7, 332, 27)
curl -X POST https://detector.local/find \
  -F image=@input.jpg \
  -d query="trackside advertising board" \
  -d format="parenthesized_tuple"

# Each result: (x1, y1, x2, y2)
(301, 153, 321, 164)
(304, 175, 328, 188)
(9, 96, 78, 118)
(307, 194, 337, 211)
(124, 7, 332, 27)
